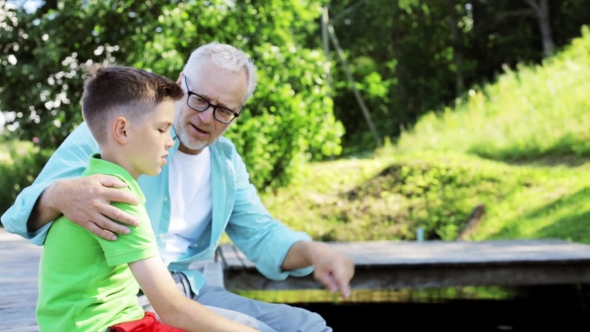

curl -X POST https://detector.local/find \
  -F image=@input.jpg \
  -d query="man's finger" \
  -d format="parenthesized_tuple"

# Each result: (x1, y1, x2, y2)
(99, 204, 139, 228)
(314, 270, 338, 292)
(103, 187, 140, 206)
(334, 264, 353, 292)
(93, 212, 132, 235)
(85, 221, 118, 241)
(97, 174, 128, 188)
(335, 274, 351, 298)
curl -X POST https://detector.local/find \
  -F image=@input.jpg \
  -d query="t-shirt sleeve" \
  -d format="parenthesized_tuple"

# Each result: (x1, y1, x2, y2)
(94, 201, 160, 267)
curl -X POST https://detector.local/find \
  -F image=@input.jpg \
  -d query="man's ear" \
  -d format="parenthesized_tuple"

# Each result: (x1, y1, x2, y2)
(176, 72, 183, 86)
(112, 116, 129, 144)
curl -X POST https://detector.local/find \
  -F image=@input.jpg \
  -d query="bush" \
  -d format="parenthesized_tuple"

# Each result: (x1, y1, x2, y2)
(0, 141, 52, 222)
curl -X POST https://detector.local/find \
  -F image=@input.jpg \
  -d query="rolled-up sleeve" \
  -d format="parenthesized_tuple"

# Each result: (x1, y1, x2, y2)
(1, 123, 99, 245)
(224, 149, 314, 280)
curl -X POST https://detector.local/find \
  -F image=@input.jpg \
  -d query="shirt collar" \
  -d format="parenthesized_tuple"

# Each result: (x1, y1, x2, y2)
(86, 154, 146, 204)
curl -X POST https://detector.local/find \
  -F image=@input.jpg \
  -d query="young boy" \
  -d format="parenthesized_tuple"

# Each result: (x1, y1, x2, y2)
(36, 66, 258, 332)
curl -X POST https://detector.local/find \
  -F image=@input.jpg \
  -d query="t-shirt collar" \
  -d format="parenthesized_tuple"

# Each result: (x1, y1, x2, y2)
(86, 154, 146, 204)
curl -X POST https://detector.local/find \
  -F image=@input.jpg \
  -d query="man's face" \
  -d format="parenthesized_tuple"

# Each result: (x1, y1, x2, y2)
(174, 58, 248, 155)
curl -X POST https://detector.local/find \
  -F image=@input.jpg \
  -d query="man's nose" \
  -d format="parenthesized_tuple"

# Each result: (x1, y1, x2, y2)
(198, 105, 215, 124)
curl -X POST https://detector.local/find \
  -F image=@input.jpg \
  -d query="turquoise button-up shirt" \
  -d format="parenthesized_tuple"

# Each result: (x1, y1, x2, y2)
(1, 122, 313, 294)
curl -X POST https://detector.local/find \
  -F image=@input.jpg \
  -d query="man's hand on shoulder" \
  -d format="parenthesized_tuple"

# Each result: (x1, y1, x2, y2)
(43, 175, 140, 240)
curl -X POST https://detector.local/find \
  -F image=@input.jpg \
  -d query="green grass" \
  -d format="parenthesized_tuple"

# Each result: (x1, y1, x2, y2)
(261, 152, 590, 243)
(260, 26, 590, 244)
(396, 26, 590, 162)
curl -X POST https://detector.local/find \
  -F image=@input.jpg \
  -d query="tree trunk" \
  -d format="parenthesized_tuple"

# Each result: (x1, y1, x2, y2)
(391, 2, 406, 101)
(447, 0, 465, 96)
(524, 0, 555, 58)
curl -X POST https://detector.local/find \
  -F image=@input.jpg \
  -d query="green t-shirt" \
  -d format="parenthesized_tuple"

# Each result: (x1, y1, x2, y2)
(37, 155, 160, 332)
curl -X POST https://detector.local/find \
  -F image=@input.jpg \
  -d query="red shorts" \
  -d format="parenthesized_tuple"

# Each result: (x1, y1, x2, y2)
(108, 312, 184, 332)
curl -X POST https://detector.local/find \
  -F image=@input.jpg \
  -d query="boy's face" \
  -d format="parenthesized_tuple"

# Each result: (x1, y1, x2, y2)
(126, 99, 175, 177)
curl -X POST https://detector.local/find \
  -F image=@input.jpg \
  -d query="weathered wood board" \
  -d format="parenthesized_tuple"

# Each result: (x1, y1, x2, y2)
(5, 227, 590, 330)
(0, 230, 42, 331)
(219, 240, 590, 290)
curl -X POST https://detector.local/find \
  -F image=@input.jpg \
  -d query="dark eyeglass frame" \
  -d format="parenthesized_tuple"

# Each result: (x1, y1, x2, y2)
(183, 75, 243, 124)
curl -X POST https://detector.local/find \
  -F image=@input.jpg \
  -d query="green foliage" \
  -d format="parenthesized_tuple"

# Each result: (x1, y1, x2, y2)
(0, 0, 342, 189)
(260, 28, 590, 243)
(327, 0, 590, 153)
(0, 141, 52, 221)
(261, 152, 590, 243)
(397, 26, 590, 161)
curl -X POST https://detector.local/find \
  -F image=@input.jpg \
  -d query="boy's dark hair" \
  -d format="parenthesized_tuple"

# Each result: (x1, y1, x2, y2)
(82, 65, 184, 143)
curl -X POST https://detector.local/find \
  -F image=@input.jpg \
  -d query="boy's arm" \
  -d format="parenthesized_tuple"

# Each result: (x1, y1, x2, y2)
(129, 257, 259, 332)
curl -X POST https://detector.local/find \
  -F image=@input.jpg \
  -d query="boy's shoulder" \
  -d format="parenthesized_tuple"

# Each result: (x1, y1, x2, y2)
(82, 156, 146, 201)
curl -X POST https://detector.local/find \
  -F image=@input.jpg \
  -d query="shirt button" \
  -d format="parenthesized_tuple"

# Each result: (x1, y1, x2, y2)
(164, 196, 168, 202)
(159, 234, 165, 239)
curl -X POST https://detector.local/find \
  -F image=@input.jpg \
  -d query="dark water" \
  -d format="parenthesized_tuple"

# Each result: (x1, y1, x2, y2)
(243, 285, 590, 331)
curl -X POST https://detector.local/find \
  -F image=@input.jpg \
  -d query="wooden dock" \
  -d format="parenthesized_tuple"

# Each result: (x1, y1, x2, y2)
(0, 230, 40, 331)
(219, 240, 590, 291)
(5, 227, 590, 330)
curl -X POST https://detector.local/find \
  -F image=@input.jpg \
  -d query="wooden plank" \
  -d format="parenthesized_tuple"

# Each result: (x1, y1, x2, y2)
(220, 240, 590, 269)
(329, 240, 590, 266)
(231, 245, 256, 269)
(220, 241, 590, 291)
(217, 244, 249, 270)
(0, 229, 41, 332)
(225, 262, 590, 291)
(7, 227, 590, 327)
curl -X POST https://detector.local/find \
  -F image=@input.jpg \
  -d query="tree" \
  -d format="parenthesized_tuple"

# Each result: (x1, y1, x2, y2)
(0, 0, 343, 189)
(325, 0, 588, 152)
(523, 0, 555, 58)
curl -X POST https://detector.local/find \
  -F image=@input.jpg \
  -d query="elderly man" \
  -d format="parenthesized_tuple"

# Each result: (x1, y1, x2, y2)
(2, 43, 354, 332)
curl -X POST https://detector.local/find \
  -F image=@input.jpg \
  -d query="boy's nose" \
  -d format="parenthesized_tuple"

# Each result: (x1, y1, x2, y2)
(165, 132, 174, 149)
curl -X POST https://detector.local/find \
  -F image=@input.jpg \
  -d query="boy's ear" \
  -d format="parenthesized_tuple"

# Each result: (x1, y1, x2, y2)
(176, 72, 183, 86)
(112, 116, 129, 144)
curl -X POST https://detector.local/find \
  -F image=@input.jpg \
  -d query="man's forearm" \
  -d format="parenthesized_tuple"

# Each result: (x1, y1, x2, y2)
(27, 182, 61, 232)
(281, 240, 322, 271)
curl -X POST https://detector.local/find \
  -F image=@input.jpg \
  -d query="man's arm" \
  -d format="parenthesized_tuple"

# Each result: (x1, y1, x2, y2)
(1, 123, 139, 244)
(223, 143, 354, 297)
(26, 184, 62, 233)
(129, 257, 258, 332)
(27, 175, 139, 240)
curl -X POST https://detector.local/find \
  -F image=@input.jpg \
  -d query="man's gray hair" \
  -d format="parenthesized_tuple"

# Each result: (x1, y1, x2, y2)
(183, 43, 257, 104)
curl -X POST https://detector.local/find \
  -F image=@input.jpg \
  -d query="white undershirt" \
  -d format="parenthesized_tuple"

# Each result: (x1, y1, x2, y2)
(165, 147, 212, 261)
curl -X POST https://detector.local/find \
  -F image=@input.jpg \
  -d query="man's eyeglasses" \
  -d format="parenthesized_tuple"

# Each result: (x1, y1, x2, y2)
(183, 75, 242, 124)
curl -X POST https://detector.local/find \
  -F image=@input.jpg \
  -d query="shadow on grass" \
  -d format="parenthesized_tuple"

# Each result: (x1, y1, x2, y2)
(492, 187, 590, 243)
(470, 151, 590, 168)
(467, 135, 590, 168)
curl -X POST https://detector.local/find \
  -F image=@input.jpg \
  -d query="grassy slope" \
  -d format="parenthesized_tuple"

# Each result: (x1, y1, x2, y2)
(260, 27, 590, 243)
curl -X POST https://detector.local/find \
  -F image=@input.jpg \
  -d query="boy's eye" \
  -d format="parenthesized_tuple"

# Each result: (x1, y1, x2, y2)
(158, 129, 166, 133)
